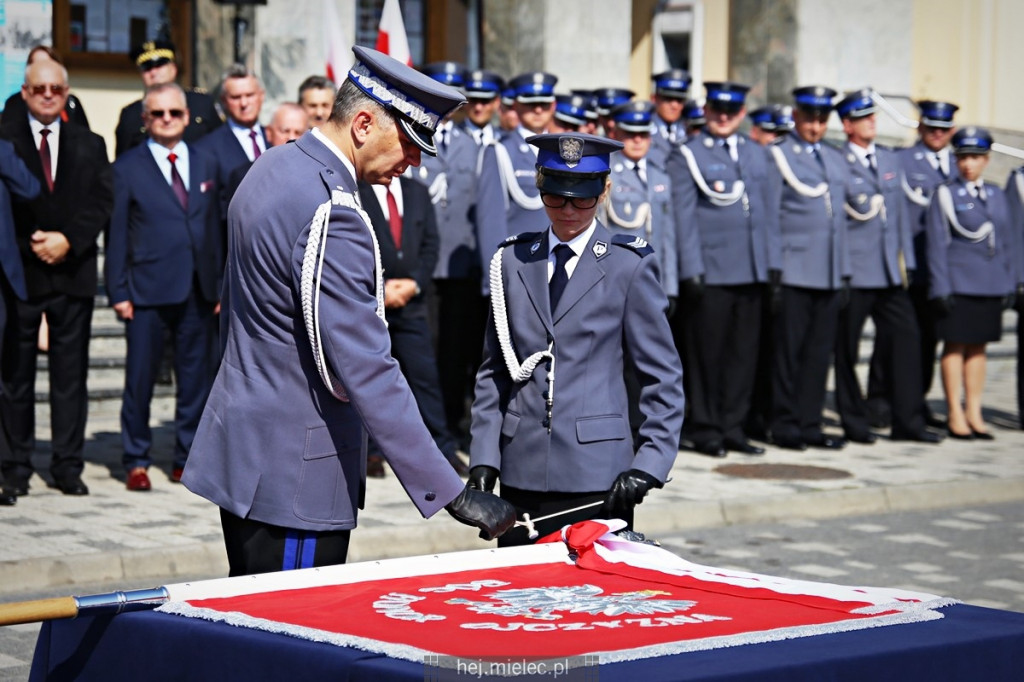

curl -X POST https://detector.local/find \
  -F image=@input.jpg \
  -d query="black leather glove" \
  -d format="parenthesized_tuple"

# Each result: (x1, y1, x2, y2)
(467, 465, 499, 494)
(445, 485, 516, 541)
(930, 295, 954, 317)
(838, 277, 852, 309)
(666, 296, 677, 320)
(680, 275, 704, 303)
(768, 269, 783, 314)
(1016, 284, 1024, 313)
(601, 469, 663, 517)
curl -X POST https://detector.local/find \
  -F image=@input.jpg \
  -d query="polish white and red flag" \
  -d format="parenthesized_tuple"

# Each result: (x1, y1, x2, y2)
(374, 0, 413, 66)
(158, 520, 953, 663)
(324, 0, 352, 85)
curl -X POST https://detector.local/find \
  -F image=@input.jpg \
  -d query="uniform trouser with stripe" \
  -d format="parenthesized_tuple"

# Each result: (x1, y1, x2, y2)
(770, 286, 840, 440)
(680, 284, 762, 445)
(835, 287, 925, 437)
(220, 508, 351, 577)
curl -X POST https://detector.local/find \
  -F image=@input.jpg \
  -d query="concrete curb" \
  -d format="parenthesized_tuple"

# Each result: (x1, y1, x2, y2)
(3, 476, 1023, 598)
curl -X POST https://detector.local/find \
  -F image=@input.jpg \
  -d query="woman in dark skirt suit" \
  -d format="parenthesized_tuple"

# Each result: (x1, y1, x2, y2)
(926, 126, 1015, 439)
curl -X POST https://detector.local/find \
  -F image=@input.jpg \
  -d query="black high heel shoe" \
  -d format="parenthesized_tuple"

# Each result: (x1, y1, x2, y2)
(970, 428, 995, 441)
(946, 427, 974, 441)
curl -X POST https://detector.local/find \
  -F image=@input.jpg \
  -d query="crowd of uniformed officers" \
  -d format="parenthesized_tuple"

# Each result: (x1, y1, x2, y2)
(3, 40, 1023, 536)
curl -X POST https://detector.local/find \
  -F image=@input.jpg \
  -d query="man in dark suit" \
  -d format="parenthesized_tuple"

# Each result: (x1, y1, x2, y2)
(181, 47, 514, 576)
(105, 83, 222, 492)
(114, 40, 221, 158)
(195, 64, 268, 203)
(0, 59, 113, 497)
(357, 176, 466, 477)
(0, 138, 40, 505)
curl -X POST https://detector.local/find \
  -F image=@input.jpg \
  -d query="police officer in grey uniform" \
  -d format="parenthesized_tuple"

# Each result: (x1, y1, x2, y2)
(832, 89, 942, 445)
(468, 133, 684, 546)
(668, 82, 772, 457)
(460, 69, 503, 146)
(549, 94, 591, 134)
(476, 72, 558, 285)
(594, 88, 635, 135)
(182, 47, 515, 576)
(650, 69, 690, 158)
(765, 86, 851, 450)
(416, 62, 492, 446)
(1006, 162, 1024, 428)
(866, 101, 960, 429)
(601, 101, 678, 298)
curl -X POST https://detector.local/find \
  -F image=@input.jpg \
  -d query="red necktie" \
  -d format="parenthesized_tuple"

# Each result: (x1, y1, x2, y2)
(39, 128, 54, 192)
(386, 187, 402, 249)
(250, 129, 262, 160)
(168, 153, 188, 210)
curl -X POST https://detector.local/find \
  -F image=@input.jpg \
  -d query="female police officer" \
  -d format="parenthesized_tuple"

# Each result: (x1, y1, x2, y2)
(467, 133, 684, 546)
(927, 126, 1015, 440)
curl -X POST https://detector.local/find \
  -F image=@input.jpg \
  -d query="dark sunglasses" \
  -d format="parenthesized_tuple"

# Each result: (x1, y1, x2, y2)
(541, 193, 599, 210)
(26, 84, 67, 96)
(147, 109, 186, 119)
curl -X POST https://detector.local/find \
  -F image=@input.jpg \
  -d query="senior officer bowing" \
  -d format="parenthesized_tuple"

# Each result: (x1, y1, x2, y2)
(105, 83, 223, 492)
(831, 90, 941, 445)
(182, 47, 515, 576)
(668, 82, 773, 457)
(468, 133, 684, 547)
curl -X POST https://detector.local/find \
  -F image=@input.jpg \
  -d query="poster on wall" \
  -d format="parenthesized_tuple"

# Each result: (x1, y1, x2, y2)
(0, 0, 54, 112)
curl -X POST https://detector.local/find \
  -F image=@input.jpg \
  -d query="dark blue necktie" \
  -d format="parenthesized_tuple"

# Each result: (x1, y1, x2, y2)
(549, 244, 573, 310)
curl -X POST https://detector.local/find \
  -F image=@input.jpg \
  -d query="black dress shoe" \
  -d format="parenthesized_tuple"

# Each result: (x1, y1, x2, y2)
(970, 429, 995, 441)
(724, 437, 765, 455)
(771, 434, 807, 451)
(844, 430, 877, 444)
(7, 481, 29, 497)
(946, 428, 974, 440)
(695, 440, 727, 458)
(804, 433, 846, 450)
(0, 488, 16, 506)
(55, 477, 89, 496)
(892, 430, 944, 443)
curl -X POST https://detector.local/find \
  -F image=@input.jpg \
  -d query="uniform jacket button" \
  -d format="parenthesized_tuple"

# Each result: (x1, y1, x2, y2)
(425, 491, 436, 501)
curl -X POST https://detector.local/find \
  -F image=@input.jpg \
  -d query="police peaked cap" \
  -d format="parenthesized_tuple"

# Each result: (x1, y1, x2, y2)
(348, 46, 466, 157)
(529, 133, 623, 198)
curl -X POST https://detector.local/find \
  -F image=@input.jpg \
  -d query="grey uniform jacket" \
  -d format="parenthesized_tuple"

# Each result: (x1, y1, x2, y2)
(766, 139, 851, 289)
(1005, 167, 1024, 287)
(926, 177, 1015, 300)
(899, 142, 960, 286)
(600, 150, 679, 296)
(668, 131, 772, 286)
(469, 224, 684, 493)
(842, 143, 914, 288)
(182, 131, 465, 532)
(410, 125, 483, 281)
(476, 129, 549, 286)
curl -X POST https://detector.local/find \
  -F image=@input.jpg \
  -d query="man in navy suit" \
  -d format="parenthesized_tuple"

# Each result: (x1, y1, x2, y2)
(105, 82, 222, 492)
(832, 90, 941, 445)
(182, 47, 515, 576)
(765, 86, 851, 451)
(0, 139, 39, 505)
(0, 59, 113, 497)
(469, 133, 684, 546)
(357, 175, 466, 476)
(195, 64, 267, 205)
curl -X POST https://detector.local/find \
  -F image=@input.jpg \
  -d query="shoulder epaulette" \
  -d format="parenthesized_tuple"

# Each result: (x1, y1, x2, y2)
(500, 231, 541, 247)
(611, 234, 653, 257)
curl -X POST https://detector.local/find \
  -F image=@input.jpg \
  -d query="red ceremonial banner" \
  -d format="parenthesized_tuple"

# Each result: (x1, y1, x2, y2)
(159, 521, 952, 664)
